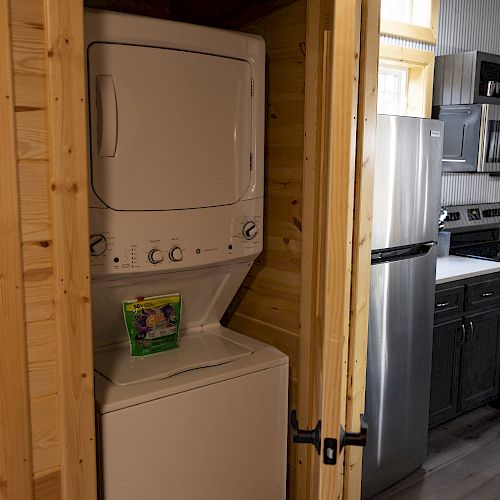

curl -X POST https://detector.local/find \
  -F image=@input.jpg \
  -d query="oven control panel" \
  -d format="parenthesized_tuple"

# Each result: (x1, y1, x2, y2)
(443, 203, 500, 230)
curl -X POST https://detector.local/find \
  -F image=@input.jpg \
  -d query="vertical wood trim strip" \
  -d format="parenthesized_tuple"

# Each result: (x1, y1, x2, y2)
(343, 0, 380, 497)
(319, 0, 362, 497)
(297, 0, 324, 497)
(0, 1, 35, 498)
(44, 1, 97, 498)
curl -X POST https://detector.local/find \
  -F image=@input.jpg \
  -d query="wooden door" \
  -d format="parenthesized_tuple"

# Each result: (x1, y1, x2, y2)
(295, 0, 380, 498)
(460, 310, 500, 411)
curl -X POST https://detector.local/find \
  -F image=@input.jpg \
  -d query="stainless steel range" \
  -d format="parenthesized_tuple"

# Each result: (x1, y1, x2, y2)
(443, 203, 500, 261)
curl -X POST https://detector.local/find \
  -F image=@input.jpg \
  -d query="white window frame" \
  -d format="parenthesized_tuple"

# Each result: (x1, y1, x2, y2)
(377, 65, 408, 115)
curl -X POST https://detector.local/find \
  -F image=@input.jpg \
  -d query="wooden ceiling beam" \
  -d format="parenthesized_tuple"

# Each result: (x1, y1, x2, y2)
(84, 0, 297, 29)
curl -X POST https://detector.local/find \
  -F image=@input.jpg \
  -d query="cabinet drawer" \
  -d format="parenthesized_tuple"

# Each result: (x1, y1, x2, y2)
(434, 286, 465, 321)
(466, 278, 500, 312)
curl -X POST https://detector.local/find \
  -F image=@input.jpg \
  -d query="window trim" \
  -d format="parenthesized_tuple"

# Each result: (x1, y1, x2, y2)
(379, 44, 435, 117)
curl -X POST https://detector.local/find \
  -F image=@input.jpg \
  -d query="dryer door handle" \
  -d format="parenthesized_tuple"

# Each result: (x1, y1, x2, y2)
(96, 75, 118, 157)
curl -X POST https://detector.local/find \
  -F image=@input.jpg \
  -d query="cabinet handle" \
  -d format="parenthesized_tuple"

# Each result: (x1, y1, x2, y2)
(467, 321, 474, 342)
(481, 291, 495, 297)
(436, 302, 450, 308)
(461, 323, 466, 345)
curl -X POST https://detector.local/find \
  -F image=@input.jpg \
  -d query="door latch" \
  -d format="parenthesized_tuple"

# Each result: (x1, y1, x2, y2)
(290, 411, 368, 465)
(340, 414, 368, 451)
(290, 410, 322, 454)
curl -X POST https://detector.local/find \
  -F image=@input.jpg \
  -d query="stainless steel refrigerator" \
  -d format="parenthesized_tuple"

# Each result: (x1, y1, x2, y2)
(362, 115, 443, 498)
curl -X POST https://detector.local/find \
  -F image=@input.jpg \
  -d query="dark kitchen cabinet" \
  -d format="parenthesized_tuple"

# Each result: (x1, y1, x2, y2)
(429, 318, 462, 426)
(461, 310, 500, 411)
(429, 274, 500, 428)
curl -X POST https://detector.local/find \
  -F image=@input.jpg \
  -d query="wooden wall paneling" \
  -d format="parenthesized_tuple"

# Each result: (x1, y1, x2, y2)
(317, 0, 362, 497)
(229, 313, 300, 379)
(15, 109, 49, 160)
(10, 0, 61, 489)
(225, 1, 306, 497)
(10, 0, 47, 78)
(34, 468, 61, 500)
(18, 161, 52, 242)
(30, 395, 59, 473)
(22, 241, 54, 325)
(0, 0, 35, 498)
(26, 320, 57, 399)
(343, 0, 380, 497)
(44, 0, 97, 498)
(23, 237, 55, 322)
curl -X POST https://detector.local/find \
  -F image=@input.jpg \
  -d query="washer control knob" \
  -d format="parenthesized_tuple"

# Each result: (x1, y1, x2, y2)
(169, 246, 183, 262)
(242, 220, 258, 240)
(148, 248, 164, 264)
(90, 234, 107, 256)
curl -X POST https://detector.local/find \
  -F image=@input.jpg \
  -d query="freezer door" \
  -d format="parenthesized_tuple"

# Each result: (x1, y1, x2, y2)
(372, 115, 443, 250)
(362, 246, 437, 498)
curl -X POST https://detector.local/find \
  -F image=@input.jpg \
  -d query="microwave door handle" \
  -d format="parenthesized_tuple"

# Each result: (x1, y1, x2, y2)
(96, 75, 118, 157)
(479, 104, 489, 171)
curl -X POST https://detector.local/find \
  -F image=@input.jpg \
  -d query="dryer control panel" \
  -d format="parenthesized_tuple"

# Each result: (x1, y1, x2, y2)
(89, 198, 262, 276)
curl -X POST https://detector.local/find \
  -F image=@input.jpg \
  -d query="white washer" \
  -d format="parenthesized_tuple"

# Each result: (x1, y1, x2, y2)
(85, 10, 288, 500)
(95, 326, 288, 500)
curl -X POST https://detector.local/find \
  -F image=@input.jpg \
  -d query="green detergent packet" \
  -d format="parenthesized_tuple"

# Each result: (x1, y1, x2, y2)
(122, 293, 181, 357)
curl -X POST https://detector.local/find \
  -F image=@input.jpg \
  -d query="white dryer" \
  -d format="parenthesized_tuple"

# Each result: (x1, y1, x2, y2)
(85, 10, 288, 500)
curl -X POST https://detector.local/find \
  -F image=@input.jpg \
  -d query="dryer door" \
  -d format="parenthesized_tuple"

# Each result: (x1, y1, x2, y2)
(88, 43, 253, 211)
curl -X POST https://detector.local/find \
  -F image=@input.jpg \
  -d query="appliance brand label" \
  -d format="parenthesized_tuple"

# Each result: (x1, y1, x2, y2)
(430, 130, 441, 137)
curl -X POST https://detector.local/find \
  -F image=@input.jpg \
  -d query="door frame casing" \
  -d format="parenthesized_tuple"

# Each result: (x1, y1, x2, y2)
(297, 0, 380, 498)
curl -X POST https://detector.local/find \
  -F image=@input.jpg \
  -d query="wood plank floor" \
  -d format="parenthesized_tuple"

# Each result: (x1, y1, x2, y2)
(374, 405, 500, 499)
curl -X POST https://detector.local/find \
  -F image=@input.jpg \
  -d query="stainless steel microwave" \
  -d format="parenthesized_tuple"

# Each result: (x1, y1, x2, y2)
(433, 104, 500, 172)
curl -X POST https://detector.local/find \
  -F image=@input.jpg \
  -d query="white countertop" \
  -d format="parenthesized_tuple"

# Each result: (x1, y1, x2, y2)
(436, 256, 500, 285)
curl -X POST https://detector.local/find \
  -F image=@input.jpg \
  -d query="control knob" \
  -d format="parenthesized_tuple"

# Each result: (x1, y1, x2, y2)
(148, 248, 164, 264)
(169, 246, 183, 262)
(90, 234, 107, 256)
(242, 220, 258, 240)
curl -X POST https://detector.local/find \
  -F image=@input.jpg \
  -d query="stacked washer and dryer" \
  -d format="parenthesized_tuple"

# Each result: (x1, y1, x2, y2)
(86, 10, 288, 500)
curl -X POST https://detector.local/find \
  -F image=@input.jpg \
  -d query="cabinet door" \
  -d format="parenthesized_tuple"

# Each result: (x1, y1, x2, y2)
(460, 310, 500, 412)
(429, 319, 463, 428)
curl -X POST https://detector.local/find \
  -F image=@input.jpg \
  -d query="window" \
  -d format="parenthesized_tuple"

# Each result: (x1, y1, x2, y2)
(380, 0, 438, 44)
(378, 45, 435, 118)
(377, 0, 438, 118)
(378, 66, 408, 115)
(381, 0, 432, 28)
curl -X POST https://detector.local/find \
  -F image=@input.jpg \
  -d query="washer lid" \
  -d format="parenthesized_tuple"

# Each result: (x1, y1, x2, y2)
(94, 331, 253, 386)
(88, 43, 253, 211)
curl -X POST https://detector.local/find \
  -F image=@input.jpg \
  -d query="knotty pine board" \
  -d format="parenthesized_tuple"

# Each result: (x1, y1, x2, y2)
(225, 1, 307, 498)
